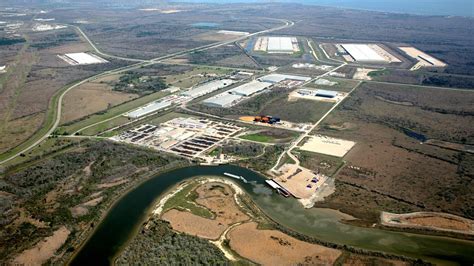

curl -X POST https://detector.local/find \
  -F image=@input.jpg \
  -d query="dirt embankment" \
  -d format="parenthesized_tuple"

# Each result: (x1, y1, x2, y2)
(381, 212, 474, 235)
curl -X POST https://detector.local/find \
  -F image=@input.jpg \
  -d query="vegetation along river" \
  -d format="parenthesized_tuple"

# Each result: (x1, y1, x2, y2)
(71, 165, 474, 265)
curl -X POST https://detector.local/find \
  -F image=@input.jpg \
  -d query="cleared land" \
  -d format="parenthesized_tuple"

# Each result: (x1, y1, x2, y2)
(300, 135, 355, 157)
(228, 222, 341, 265)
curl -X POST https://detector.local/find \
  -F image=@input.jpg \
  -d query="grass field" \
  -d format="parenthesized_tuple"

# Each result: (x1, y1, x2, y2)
(240, 133, 274, 143)
(162, 182, 214, 219)
(58, 90, 169, 135)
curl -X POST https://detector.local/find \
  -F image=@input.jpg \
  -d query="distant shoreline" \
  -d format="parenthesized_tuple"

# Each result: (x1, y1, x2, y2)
(170, 0, 474, 18)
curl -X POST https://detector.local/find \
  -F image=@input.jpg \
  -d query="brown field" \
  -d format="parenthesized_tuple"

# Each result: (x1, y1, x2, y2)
(61, 76, 138, 123)
(162, 209, 227, 239)
(313, 82, 474, 221)
(228, 222, 341, 265)
(0, 112, 44, 154)
(12, 226, 70, 265)
(408, 216, 469, 231)
(162, 182, 249, 239)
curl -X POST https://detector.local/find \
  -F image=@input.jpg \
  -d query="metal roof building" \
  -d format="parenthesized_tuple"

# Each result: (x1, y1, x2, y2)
(202, 93, 243, 108)
(259, 74, 311, 84)
(315, 90, 338, 98)
(229, 80, 272, 96)
(125, 101, 171, 119)
(341, 44, 387, 62)
(182, 79, 234, 98)
(267, 37, 294, 53)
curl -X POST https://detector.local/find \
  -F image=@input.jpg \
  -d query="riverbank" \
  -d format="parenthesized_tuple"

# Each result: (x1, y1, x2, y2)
(67, 160, 193, 265)
(70, 165, 474, 265)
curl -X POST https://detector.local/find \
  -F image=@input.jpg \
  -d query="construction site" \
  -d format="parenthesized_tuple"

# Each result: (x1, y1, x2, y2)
(111, 117, 242, 159)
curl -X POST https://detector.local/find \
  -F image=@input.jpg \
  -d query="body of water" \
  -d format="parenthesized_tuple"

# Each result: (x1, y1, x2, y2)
(71, 165, 474, 265)
(172, 0, 473, 17)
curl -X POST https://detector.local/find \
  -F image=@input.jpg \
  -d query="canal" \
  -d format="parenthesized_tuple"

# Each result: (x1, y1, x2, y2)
(71, 165, 474, 265)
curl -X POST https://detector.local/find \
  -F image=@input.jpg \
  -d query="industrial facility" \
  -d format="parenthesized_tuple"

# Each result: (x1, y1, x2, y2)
(258, 73, 311, 84)
(290, 88, 344, 102)
(58, 52, 108, 65)
(181, 79, 234, 98)
(112, 118, 242, 158)
(254, 36, 300, 53)
(202, 80, 272, 108)
(125, 100, 172, 119)
(398, 46, 447, 70)
(340, 44, 387, 63)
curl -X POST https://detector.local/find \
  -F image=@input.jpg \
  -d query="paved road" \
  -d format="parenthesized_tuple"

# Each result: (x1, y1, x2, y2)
(0, 18, 294, 165)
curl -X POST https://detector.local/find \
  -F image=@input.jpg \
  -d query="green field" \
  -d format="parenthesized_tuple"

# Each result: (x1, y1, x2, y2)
(239, 133, 275, 143)
(162, 182, 214, 219)
(58, 90, 169, 135)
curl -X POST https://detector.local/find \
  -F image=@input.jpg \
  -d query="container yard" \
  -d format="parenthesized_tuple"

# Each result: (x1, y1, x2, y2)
(111, 117, 242, 158)
(58, 52, 108, 65)
(300, 135, 356, 157)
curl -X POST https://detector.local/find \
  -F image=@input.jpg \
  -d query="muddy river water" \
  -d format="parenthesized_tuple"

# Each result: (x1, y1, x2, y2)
(71, 165, 474, 265)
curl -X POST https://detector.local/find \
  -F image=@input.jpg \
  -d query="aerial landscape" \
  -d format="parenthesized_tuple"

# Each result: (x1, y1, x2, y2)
(0, 0, 473, 265)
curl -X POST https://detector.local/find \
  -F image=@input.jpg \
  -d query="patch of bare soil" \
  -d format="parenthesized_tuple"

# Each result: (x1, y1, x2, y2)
(228, 222, 341, 265)
(12, 226, 70, 265)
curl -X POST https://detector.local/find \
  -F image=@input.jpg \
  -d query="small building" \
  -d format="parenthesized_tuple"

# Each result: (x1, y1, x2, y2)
(315, 90, 338, 98)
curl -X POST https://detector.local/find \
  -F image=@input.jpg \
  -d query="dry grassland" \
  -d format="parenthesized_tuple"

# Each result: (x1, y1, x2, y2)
(228, 222, 341, 265)
(61, 76, 138, 123)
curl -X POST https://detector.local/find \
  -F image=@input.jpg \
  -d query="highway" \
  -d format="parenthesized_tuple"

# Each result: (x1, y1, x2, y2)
(0, 18, 294, 165)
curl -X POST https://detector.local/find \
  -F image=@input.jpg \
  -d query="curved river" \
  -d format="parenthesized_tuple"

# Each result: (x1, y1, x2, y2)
(71, 165, 474, 265)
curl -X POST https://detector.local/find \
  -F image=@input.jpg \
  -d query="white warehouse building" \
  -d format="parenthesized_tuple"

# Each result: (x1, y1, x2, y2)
(267, 37, 295, 53)
(125, 100, 171, 119)
(202, 93, 243, 108)
(341, 44, 387, 63)
(259, 74, 311, 84)
(229, 80, 272, 96)
(182, 79, 234, 98)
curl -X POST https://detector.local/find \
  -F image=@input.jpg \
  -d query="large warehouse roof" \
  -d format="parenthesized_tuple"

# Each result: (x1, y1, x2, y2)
(125, 100, 171, 118)
(259, 74, 311, 84)
(267, 37, 293, 52)
(203, 93, 243, 108)
(182, 79, 234, 98)
(229, 80, 272, 96)
(63, 52, 108, 65)
(341, 44, 387, 62)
